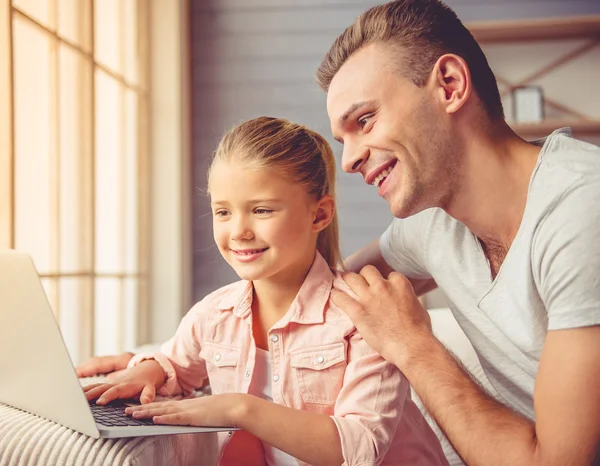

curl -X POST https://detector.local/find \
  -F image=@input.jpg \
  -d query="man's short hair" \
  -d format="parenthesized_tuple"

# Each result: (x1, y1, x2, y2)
(316, 0, 504, 120)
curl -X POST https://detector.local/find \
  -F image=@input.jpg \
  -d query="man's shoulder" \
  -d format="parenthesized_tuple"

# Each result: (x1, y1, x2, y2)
(529, 133, 600, 221)
(535, 132, 600, 185)
(528, 135, 600, 270)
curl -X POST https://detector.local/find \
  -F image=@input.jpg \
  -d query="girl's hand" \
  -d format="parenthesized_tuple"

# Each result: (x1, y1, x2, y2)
(125, 394, 249, 427)
(83, 360, 166, 405)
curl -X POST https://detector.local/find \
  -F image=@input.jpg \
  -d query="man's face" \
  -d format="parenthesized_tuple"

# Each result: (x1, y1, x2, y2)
(326, 43, 458, 218)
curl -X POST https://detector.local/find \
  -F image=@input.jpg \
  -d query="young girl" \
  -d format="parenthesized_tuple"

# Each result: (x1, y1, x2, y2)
(84, 117, 448, 466)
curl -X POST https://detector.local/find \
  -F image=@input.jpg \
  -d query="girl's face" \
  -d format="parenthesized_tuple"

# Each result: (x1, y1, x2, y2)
(209, 160, 330, 283)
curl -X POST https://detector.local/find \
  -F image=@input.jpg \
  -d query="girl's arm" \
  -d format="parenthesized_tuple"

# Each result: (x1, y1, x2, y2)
(232, 328, 406, 466)
(128, 303, 208, 396)
(235, 395, 343, 466)
(127, 393, 343, 466)
(128, 330, 410, 466)
(239, 333, 405, 466)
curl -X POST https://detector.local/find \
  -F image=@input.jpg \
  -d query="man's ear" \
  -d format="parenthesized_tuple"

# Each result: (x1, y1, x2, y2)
(312, 194, 335, 233)
(430, 53, 472, 115)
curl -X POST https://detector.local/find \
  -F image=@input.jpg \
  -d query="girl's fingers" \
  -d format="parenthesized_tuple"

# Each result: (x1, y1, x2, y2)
(131, 406, 173, 419)
(131, 408, 163, 418)
(106, 369, 127, 382)
(96, 383, 140, 405)
(126, 400, 171, 413)
(153, 413, 190, 425)
(84, 384, 114, 401)
(139, 384, 156, 404)
(134, 401, 174, 412)
(126, 399, 201, 425)
(83, 383, 106, 393)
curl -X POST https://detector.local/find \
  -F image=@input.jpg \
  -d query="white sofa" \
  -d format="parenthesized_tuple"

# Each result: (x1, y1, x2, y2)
(0, 308, 490, 466)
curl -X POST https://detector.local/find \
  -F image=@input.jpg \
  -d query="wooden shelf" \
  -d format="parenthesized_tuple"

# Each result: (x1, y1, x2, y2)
(467, 15, 600, 44)
(509, 119, 600, 137)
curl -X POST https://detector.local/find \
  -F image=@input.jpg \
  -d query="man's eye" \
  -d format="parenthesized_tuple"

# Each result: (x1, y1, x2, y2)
(358, 115, 372, 128)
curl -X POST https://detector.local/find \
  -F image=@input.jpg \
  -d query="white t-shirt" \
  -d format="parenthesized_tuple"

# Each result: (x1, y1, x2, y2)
(380, 128, 600, 420)
(248, 348, 298, 466)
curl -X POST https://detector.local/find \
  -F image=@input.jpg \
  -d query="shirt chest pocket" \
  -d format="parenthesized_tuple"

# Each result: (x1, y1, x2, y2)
(199, 341, 241, 394)
(290, 342, 347, 405)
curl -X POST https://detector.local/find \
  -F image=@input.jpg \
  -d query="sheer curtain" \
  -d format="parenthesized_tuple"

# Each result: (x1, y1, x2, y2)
(0, 0, 150, 364)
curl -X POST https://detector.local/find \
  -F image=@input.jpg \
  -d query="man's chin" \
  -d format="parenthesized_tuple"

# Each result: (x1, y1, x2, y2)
(389, 197, 424, 219)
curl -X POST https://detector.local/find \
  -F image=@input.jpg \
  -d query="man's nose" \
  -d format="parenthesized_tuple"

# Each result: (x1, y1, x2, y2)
(341, 143, 368, 174)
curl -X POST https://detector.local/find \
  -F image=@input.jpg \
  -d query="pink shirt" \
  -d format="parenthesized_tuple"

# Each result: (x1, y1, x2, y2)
(131, 253, 448, 466)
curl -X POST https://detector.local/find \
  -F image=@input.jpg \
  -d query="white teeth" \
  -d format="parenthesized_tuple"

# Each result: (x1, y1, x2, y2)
(236, 248, 266, 255)
(374, 169, 390, 187)
(372, 164, 396, 188)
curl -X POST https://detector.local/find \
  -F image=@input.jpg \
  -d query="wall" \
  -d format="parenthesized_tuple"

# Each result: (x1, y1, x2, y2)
(188, 0, 600, 304)
(147, 0, 192, 343)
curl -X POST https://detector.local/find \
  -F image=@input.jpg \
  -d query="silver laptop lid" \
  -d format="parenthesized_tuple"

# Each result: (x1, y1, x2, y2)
(0, 250, 99, 438)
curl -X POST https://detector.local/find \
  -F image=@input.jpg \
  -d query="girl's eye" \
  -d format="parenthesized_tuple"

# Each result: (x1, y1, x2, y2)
(214, 210, 230, 217)
(254, 208, 273, 215)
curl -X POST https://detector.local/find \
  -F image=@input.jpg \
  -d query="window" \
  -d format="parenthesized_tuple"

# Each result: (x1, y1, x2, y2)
(0, 0, 150, 364)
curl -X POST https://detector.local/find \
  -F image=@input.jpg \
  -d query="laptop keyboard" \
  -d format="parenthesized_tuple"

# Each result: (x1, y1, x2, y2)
(89, 401, 156, 427)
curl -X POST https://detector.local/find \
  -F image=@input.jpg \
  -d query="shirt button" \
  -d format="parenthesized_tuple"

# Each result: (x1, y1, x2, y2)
(214, 353, 221, 361)
(316, 356, 325, 364)
(245, 371, 250, 378)
(273, 375, 280, 382)
(270, 334, 279, 343)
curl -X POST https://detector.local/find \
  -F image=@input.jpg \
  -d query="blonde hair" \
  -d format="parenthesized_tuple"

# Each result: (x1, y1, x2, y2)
(208, 117, 341, 269)
(316, 0, 503, 120)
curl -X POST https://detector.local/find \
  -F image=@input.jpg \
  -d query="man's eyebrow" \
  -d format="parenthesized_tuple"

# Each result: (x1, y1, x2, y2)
(339, 100, 376, 124)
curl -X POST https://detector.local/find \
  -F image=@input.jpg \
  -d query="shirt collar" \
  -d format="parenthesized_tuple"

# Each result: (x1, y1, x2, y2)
(213, 252, 334, 325)
(285, 252, 334, 325)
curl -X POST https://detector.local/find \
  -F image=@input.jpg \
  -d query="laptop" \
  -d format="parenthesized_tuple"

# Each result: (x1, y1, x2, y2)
(0, 250, 237, 438)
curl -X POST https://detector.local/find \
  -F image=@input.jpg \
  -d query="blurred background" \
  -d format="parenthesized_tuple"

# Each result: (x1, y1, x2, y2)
(1, 0, 599, 364)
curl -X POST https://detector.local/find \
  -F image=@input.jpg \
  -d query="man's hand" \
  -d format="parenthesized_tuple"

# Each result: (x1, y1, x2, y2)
(76, 352, 135, 380)
(331, 265, 432, 366)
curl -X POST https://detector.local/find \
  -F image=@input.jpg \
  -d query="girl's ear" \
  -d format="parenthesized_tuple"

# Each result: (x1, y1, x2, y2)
(312, 194, 335, 233)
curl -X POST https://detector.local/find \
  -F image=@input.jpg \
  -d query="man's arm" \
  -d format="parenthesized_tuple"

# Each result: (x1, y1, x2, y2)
(332, 268, 600, 466)
(343, 238, 437, 296)
(405, 325, 600, 466)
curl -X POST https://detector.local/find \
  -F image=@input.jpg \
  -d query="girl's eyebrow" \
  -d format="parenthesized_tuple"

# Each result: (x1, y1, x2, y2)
(246, 198, 281, 204)
(210, 198, 281, 206)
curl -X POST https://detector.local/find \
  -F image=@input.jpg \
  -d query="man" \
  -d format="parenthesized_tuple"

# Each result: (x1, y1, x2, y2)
(79, 1, 600, 464)
(317, 1, 600, 465)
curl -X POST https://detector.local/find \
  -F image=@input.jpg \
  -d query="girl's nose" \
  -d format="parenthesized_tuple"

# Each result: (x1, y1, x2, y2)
(231, 218, 254, 241)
